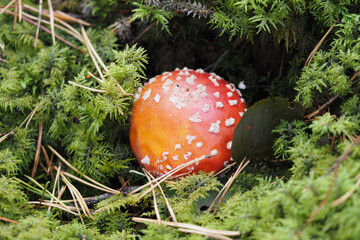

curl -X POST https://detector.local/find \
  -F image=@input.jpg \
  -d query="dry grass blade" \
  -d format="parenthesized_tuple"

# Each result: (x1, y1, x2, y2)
(48, 164, 61, 212)
(47, 145, 118, 193)
(13, 0, 17, 29)
(0, 216, 19, 224)
(208, 158, 250, 214)
(34, 0, 43, 47)
(47, 0, 55, 45)
(17, 0, 21, 21)
(0, 131, 14, 143)
(143, 169, 161, 224)
(68, 81, 106, 93)
(52, 10, 91, 26)
(132, 217, 240, 236)
(61, 173, 84, 224)
(81, 25, 106, 81)
(0, 0, 16, 15)
(305, 22, 336, 67)
(58, 167, 118, 194)
(23, 4, 84, 41)
(144, 169, 177, 223)
(29, 201, 79, 216)
(178, 228, 233, 240)
(87, 71, 103, 83)
(131, 155, 209, 198)
(30, 121, 43, 179)
(332, 174, 360, 207)
(18, 104, 40, 130)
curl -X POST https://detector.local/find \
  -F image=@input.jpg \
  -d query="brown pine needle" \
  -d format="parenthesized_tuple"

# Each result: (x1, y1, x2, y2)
(34, 0, 43, 47)
(305, 22, 336, 67)
(0, 216, 19, 224)
(143, 169, 161, 225)
(68, 81, 106, 93)
(47, 145, 118, 194)
(332, 174, 360, 207)
(13, 0, 17, 29)
(0, 131, 14, 143)
(41, 145, 54, 181)
(18, 104, 40, 129)
(132, 217, 240, 237)
(61, 173, 84, 224)
(47, 0, 55, 45)
(0, 0, 16, 15)
(30, 121, 43, 179)
(144, 169, 177, 223)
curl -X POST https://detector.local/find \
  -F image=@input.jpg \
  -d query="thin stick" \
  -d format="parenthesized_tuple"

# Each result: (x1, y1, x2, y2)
(34, 0, 43, 47)
(47, 0, 55, 45)
(68, 81, 106, 93)
(30, 121, 43, 179)
(305, 22, 336, 67)
(0, 216, 19, 224)
(132, 217, 240, 236)
(47, 145, 118, 193)
(144, 169, 177, 223)
(143, 169, 161, 225)
(0, 0, 16, 15)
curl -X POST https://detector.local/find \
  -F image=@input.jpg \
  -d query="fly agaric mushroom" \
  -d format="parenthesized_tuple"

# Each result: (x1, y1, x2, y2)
(130, 68, 247, 177)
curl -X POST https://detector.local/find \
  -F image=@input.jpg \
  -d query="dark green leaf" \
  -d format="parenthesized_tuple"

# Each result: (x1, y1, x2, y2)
(231, 97, 303, 162)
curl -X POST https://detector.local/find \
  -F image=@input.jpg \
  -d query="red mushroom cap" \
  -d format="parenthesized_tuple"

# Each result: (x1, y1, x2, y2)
(130, 68, 247, 177)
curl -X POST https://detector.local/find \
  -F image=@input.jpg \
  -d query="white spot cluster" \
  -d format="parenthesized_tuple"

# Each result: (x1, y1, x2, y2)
(175, 144, 182, 150)
(162, 152, 169, 161)
(141, 155, 150, 165)
(191, 84, 208, 101)
(134, 87, 143, 102)
(208, 75, 219, 86)
(173, 155, 179, 160)
(186, 135, 196, 144)
(195, 68, 205, 73)
(142, 89, 151, 101)
(203, 104, 210, 112)
(154, 94, 161, 103)
(184, 152, 192, 160)
(226, 83, 236, 92)
(225, 118, 235, 127)
(211, 149, 218, 156)
(149, 77, 156, 84)
(189, 112, 202, 123)
(178, 70, 190, 75)
(176, 76, 182, 81)
(229, 100, 237, 106)
(239, 112, 244, 117)
(216, 102, 224, 108)
(186, 75, 197, 85)
(162, 79, 173, 93)
(227, 92, 233, 97)
(213, 92, 220, 98)
(196, 141, 203, 148)
(209, 120, 221, 134)
(166, 165, 172, 170)
(238, 81, 246, 90)
(227, 141, 232, 150)
(187, 166, 195, 172)
(169, 85, 189, 110)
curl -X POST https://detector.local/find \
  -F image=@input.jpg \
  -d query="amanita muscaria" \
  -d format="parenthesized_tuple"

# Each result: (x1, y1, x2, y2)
(130, 68, 247, 177)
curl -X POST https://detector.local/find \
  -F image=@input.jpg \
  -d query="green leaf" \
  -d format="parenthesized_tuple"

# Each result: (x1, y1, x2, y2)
(231, 97, 303, 162)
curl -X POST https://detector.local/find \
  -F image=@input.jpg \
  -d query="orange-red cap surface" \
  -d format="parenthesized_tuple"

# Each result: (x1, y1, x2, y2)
(130, 68, 247, 177)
